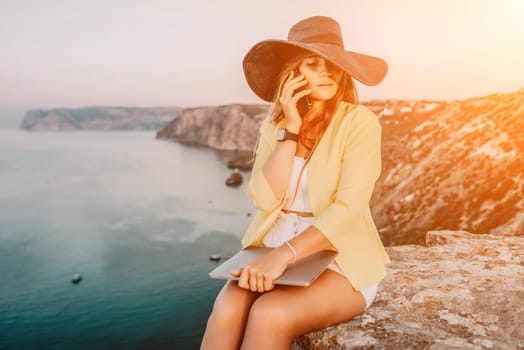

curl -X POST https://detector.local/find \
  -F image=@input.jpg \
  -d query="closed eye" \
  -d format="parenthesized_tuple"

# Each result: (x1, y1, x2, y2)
(305, 59, 320, 66)
(303, 55, 322, 66)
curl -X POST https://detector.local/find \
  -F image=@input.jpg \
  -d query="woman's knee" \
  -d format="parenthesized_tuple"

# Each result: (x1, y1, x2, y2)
(246, 296, 293, 334)
(208, 282, 255, 326)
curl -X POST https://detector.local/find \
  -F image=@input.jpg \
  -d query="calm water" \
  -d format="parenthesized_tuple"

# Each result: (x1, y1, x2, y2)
(0, 130, 255, 349)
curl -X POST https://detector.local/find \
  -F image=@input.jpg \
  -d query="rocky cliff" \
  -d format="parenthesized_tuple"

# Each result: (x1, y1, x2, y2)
(20, 106, 181, 131)
(156, 103, 269, 151)
(292, 230, 524, 350)
(371, 89, 524, 245)
(158, 89, 524, 245)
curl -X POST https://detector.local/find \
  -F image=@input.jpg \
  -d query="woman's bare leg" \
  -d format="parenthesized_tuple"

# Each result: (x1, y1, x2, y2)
(240, 270, 367, 350)
(200, 281, 260, 350)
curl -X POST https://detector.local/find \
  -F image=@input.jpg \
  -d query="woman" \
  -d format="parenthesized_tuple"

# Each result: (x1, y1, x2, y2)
(201, 16, 390, 349)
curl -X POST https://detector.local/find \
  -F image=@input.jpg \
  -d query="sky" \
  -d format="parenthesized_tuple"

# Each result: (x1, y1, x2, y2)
(1, 0, 523, 115)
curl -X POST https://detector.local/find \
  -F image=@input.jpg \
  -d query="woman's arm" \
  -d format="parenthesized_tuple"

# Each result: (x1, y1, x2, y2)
(260, 124, 299, 198)
(247, 72, 307, 211)
(246, 120, 288, 212)
(232, 225, 332, 292)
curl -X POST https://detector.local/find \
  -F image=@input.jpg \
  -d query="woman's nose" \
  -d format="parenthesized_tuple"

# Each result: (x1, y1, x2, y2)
(318, 61, 332, 77)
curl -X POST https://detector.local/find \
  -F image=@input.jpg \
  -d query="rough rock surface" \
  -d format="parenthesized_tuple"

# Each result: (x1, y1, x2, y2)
(156, 103, 269, 151)
(371, 89, 524, 245)
(225, 171, 243, 186)
(20, 106, 181, 131)
(292, 231, 524, 350)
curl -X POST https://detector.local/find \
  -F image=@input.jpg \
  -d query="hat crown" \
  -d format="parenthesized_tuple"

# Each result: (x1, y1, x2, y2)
(287, 16, 344, 47)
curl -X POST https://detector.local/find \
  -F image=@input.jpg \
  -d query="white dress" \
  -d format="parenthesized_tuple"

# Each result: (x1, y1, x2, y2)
(262, 156, 379, 309)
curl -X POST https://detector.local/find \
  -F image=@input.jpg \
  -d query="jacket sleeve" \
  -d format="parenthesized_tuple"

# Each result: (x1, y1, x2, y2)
(247, 119, 287, 212)
(312, 106, 382, 248)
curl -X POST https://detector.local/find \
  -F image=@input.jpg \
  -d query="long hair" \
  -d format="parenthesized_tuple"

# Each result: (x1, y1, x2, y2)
(270, 55, 359, 151)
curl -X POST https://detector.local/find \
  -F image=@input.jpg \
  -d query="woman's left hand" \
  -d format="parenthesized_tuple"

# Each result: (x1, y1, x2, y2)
(230, 246, 294, 292)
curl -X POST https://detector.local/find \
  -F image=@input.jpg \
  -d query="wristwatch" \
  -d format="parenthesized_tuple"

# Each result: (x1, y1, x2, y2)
(276, 128, 299, 142)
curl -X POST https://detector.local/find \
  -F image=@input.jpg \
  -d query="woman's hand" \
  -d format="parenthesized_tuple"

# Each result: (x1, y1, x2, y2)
(279, 70, 311, 132)
(230, 246, 295, 292)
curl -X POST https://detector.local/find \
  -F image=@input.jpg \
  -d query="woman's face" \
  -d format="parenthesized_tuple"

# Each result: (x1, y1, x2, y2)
(297, 55, 343, 101)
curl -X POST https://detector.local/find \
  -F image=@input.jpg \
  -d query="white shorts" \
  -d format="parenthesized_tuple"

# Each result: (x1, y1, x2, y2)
(262, 212, 379, 309)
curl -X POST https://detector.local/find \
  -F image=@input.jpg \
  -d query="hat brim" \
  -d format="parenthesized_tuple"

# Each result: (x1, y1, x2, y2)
(242, 39, 388, 102)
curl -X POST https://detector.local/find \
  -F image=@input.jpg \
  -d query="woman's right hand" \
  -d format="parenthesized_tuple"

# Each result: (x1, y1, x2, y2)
(279, 70, 311, 132)
(230, 245, 295, 292)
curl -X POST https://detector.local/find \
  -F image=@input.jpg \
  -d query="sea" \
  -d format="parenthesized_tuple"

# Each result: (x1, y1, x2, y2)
(0, 128, 256, 349)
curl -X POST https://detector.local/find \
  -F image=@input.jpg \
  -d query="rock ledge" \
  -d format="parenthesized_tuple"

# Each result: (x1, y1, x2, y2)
(293, 231, 524, 350)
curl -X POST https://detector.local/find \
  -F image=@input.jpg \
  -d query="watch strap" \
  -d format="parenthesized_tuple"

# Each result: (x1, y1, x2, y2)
(278, 128, 299, 142)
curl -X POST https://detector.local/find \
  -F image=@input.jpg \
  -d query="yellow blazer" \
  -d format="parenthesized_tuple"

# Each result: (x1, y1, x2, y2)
(241, 102, 390, 290)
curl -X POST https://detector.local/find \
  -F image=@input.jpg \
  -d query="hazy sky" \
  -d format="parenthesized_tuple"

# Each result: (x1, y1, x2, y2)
(1, 0, 523, 112)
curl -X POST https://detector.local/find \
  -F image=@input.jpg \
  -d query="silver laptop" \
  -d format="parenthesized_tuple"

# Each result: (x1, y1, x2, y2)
(209, 247, 338, 286)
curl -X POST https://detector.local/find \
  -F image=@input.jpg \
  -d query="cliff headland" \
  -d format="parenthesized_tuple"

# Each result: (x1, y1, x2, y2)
(156, 103, 269, 151)
(20, 106, 182, 131)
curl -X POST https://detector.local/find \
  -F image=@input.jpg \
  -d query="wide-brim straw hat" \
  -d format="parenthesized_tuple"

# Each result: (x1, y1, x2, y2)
(242, 16, 388, 102)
